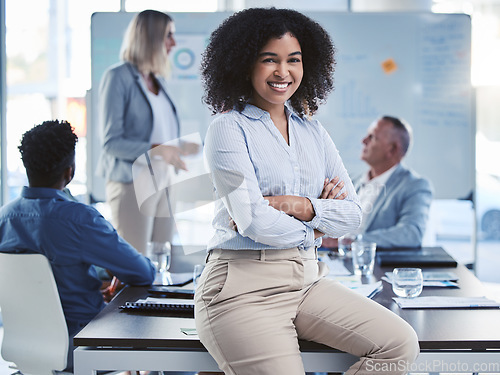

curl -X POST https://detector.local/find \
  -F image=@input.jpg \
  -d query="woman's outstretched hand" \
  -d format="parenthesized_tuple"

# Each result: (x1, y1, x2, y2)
(151, 144, 188, 171)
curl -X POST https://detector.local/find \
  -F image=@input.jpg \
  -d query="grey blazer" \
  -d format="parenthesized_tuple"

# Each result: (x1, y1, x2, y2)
(96, 62, 180, 183)
(354, 164, 433, 248)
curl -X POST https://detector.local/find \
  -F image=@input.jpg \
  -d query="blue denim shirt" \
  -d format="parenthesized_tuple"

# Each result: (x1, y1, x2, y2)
(0, 187, 155, 334)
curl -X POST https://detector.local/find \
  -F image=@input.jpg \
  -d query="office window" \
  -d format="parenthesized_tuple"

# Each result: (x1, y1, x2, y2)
(5, 0, 120, 201)
(6, 0, 51, 200)
(4, 0, 225, 203)
(428, 0, 500, 281)
(243, 0, 348, 11)
(125, 0, 218, 12)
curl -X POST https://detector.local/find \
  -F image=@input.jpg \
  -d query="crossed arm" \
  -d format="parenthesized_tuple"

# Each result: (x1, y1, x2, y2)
(230, 177, 347, 239)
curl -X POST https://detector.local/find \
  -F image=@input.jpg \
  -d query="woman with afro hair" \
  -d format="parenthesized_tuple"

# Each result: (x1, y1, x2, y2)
(194, 8, 419, 375)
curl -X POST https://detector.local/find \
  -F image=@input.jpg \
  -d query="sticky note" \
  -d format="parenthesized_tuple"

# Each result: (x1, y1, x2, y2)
(381, 58, 398, 74)
(181, 328, 198, 335)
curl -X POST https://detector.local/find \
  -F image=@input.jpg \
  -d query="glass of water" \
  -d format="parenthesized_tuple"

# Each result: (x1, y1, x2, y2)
(392, 268, 423, 298)
(351, 240, 376, 276)
(338, 233, 358, 258)
(146, 241, 172, 283)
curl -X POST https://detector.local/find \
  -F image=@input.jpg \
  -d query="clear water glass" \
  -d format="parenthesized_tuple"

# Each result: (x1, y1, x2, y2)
(146, 241, 171, 274)
(392, 268, 423, 298)
(351, 241, 377, 276)
(338, 233, 357, 258)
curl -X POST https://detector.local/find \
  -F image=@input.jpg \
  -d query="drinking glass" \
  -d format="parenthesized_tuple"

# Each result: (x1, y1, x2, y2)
(146, 241, 171, 275)
(351, 241, 376, 276)
(392, 268, 423, 298)
(337, 233, 359, 257)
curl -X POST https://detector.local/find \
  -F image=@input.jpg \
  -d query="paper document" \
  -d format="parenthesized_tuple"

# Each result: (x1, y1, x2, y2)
(385, 271, 458, 281)
(420, 271, 459, 281)
(382, 275, 458, 288)
(393, 296, 500, 309)
(329, 275, 383, 299)
(383, 271, 459, 288)
(351, 281, 383, 299)
(318, 253, 351, 276)
(385, 271, 459, 281)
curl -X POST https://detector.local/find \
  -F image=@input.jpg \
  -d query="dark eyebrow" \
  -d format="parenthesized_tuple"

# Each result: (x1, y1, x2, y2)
(258, 51, 302, 57)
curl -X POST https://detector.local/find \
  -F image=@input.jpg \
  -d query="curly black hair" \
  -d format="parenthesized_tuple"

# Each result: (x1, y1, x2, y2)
(19, 120, 78, 187)
(201, 7, 336, 117)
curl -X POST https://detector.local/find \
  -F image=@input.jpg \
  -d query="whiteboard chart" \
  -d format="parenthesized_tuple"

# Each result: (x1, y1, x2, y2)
(89, 11, 473, 201)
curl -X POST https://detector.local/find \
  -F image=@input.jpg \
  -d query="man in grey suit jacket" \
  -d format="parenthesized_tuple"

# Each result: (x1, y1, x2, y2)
(323, 116, 433, 249)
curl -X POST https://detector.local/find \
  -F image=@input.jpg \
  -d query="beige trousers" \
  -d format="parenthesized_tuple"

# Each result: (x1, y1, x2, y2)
(105, 181, 176, 255)
(194, 248, 419, 375)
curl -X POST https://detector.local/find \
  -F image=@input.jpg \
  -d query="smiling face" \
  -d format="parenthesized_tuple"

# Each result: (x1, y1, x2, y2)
(249, 33, 303, 112)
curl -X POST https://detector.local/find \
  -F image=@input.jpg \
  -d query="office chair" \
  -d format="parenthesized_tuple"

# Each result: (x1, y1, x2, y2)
(0, 253, 69, 375)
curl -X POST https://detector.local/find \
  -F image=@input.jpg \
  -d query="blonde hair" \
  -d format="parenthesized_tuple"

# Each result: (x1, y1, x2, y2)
(120, 10, 173, 77)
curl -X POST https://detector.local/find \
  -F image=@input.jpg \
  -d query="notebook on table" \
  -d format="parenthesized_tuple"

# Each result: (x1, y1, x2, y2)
(120, 297, 195, 318)
(376, 247, 458, 268)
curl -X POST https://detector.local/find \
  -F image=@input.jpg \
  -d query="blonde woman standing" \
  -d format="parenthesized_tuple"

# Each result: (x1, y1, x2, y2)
(97, 10, 197, 256)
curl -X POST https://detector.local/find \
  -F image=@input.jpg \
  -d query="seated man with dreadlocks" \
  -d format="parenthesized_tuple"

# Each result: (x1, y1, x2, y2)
(0, 120, 155, 371)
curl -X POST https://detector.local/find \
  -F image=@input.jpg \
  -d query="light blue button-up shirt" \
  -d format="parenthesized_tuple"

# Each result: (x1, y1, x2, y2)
(204, 103, 362, 251)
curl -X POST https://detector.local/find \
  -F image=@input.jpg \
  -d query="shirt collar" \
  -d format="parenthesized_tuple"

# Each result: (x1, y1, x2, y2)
(361, 163, 399, 186)
(21, 186, 72, 201)
(240, 102, 301, 121)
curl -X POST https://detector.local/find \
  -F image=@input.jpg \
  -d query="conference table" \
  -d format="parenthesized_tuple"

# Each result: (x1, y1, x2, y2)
(74, 249, 500, 374)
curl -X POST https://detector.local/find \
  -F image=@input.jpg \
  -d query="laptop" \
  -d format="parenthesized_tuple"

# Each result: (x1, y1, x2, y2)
(376, 247, 458, 268)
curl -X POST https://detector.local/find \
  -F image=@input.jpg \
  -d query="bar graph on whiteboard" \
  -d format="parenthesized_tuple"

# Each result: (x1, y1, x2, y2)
(338, 80, 378, 119)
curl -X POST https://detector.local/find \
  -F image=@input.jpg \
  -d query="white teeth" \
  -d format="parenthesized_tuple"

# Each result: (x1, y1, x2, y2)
(269, 82, 288, 89)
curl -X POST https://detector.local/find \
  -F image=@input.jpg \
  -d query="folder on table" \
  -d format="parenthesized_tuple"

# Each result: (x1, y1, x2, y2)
(376, 247, 458, 268)
(120, 297, 194, 317)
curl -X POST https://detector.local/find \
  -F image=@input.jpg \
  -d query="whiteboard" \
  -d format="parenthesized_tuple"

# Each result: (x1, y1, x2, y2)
(89, 11, 473, 201)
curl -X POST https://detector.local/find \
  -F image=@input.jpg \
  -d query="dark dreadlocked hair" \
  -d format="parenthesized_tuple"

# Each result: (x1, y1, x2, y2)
(19, 120, 78, 187)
